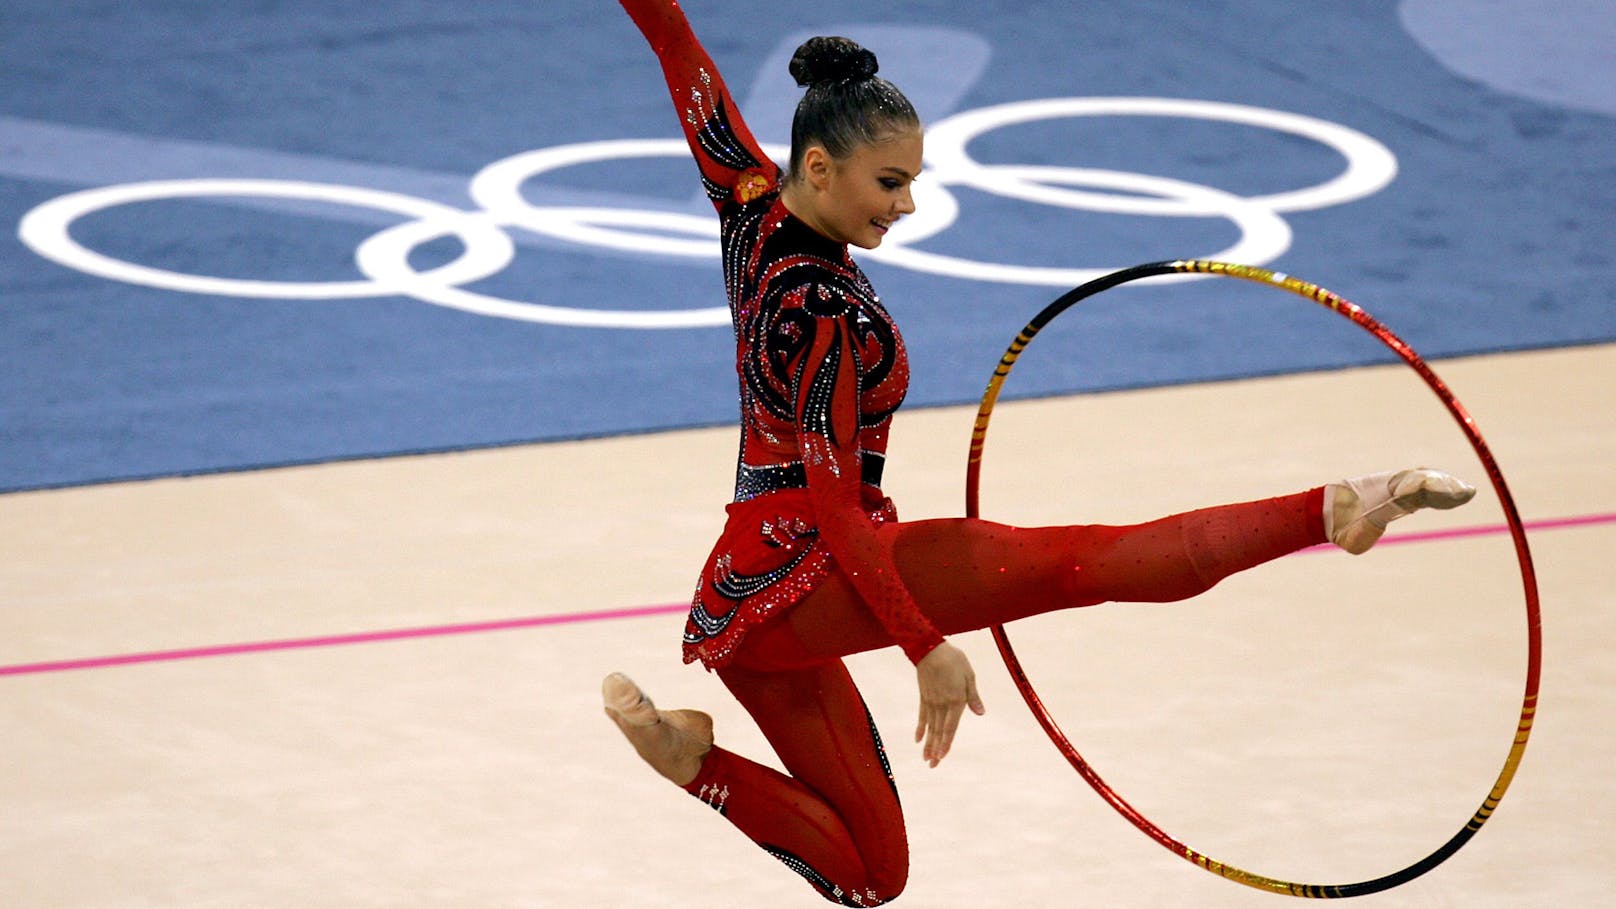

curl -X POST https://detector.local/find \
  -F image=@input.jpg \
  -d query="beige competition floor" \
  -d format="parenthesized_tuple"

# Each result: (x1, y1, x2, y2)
(3, 342, 1612, 908)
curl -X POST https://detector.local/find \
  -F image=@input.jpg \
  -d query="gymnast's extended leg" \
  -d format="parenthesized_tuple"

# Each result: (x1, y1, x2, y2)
(743, 471, 1474, 666)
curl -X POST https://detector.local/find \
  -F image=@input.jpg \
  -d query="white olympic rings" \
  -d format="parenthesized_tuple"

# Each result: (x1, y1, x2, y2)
(17, 97, 1397, 330)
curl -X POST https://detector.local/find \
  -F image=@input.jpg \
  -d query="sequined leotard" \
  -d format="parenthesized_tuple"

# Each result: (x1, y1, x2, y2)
(622, 1, 945, 670)
(618, 3, 1329, 904)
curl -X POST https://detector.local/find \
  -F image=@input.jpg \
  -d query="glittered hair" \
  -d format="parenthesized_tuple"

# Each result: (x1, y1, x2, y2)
(786, 36, 920, 182)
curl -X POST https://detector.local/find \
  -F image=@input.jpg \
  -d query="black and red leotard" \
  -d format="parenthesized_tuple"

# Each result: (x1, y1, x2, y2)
(618, 7, 1329, 904)
(621, 0, 946, 669)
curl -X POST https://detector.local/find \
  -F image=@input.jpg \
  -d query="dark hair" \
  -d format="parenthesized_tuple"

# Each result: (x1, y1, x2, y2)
(786, 36, 919, 182)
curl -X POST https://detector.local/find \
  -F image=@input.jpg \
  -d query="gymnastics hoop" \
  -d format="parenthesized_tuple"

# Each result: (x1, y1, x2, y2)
(964, 259, 1541, 898)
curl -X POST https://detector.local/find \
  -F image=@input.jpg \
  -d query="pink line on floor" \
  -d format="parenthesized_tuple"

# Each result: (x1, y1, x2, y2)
(0, 602, 689, 678)
(1296, 510, 1616, 553)
(5, 511, 1613, 678)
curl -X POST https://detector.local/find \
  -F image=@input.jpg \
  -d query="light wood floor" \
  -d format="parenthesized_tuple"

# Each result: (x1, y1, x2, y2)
(3, 343, 1611, 908)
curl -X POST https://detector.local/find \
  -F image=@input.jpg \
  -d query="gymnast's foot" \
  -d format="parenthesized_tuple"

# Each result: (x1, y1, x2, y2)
(1326, 468, 1477, 555)
(602, 672, 713, 787)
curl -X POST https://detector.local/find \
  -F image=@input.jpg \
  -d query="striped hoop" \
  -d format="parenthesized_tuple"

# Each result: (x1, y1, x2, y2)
(965, 259, 1541, 897)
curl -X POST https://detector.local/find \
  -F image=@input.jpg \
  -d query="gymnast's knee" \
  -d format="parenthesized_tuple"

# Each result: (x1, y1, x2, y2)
(774, 844, 906, 906)
(839, 820, 908, 904)
(836, 826, 909, 905)
(868, 851, 909, 903)
(830, 863, 906, 907)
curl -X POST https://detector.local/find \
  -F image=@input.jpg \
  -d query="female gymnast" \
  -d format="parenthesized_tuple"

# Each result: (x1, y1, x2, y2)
(602, 1, 1476, 904)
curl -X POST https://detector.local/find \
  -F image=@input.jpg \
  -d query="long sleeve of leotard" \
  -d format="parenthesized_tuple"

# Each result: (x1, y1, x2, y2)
(620, 0, 780, 208)
(791, 296, 944, 665)
(624, 0, 943, 665)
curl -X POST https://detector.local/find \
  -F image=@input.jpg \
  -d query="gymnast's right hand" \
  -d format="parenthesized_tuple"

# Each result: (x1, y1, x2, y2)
(915, 641, 986, 768)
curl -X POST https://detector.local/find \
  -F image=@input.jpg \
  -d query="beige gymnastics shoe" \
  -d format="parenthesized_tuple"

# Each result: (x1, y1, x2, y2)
(602, 671, 660, 727)
(1326, 468, 1478, 555)
(601, 672, 713, 786)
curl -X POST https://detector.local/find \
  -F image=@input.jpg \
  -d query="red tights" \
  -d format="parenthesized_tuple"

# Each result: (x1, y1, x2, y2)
(682, 489, 1326, 905)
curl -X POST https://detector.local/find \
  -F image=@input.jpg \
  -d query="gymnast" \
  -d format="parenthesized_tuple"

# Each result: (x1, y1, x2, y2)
(602, 2, 1476, 903)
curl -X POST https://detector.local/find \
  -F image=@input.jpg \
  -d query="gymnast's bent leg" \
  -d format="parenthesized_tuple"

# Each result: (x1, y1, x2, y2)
(604, 662, 906, 906)
(691, 660, 910, 906)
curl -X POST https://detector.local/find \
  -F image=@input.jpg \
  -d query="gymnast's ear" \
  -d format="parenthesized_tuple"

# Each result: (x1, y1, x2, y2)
(799, 144, 833, 190)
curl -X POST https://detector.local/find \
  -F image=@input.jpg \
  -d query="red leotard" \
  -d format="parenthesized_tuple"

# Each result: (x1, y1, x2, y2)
(620, 0, 944, 670)
(618, 2, 1327, 904)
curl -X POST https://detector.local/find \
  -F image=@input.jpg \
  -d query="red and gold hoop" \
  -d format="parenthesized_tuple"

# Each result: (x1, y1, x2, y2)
(965, 259, 1541, 897)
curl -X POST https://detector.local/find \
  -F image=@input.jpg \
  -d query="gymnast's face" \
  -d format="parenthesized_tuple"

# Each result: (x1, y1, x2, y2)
(794, 128, 922, 250)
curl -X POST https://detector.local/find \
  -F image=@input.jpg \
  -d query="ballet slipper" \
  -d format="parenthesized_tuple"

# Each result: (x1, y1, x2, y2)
(602, 671, 660, 726)
(1325, 468, 1477, 555)
(601, 672, 713, 786)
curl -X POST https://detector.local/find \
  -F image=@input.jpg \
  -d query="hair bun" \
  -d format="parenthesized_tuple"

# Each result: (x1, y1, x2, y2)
(789, 36, 878, 88)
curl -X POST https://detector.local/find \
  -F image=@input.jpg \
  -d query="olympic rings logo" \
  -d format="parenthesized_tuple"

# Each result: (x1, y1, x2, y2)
(17, 97, 1396, 330)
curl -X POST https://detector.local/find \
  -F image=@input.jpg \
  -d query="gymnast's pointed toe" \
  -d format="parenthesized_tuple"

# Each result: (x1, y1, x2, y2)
(602, 672, 659, 727)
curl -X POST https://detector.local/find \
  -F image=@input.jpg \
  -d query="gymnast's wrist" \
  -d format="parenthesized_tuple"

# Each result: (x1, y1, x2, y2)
(903, 634, 946, 665)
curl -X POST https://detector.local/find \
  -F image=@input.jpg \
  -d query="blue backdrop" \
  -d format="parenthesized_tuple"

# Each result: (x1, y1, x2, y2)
(2, 0, 1612, 491)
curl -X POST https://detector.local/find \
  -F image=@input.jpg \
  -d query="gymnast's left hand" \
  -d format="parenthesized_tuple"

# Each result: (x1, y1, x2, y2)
(915, 641, 986, 768)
